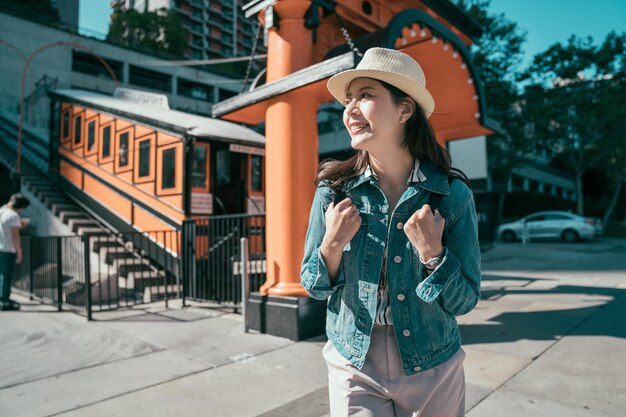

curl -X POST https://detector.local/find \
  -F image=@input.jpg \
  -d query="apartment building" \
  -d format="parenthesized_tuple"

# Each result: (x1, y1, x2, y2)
(111, 0, 265, 60)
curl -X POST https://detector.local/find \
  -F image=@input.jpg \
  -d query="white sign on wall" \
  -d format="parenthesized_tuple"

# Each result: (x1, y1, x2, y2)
(191, 192, 213, 214)
(247, 196, 265, 214)
(448, 135, 488, 180)
(230, 144, 265, 156)
(114, 87, 170, 110)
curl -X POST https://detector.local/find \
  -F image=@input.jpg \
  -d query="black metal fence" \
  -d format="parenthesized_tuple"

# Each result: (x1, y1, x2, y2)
(182, 214, 266, 306)
(13, 235, 83, 310)
(13, 214, 267, 317)
(14, 229, 181, 318)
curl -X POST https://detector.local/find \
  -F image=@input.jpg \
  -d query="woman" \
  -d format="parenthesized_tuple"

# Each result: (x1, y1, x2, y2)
(300, 48, 481, 417)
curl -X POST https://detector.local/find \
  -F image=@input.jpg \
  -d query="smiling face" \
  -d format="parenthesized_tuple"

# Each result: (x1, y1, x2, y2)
(342, 78, 410, 154)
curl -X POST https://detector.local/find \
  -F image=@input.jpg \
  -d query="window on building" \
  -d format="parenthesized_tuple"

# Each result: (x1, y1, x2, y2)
(251, 155, 263, 192)
(162, 148, 176, 189)
(119, 132, 129, 166)
(178, 78, 214, 102)
(218, 89, 237, 101)
(72, 50, 123, 81)
(102, 125, 112, 158)
(191, 145, 208, 189)
(138, 139, 151, 178)
(528, 179, 539, 192)
(129, 65, 172, 93)
(87, 120, 96, 152)
(74, 115, 82, 145)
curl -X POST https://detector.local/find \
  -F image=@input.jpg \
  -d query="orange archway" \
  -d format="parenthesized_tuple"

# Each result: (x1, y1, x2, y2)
(215, 0, 496, 339)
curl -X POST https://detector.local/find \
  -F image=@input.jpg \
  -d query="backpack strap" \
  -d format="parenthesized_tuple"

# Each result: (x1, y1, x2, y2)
(428, 176, 451, 212)
(429, 192, 444, 211)
(428, 177, 452, 246)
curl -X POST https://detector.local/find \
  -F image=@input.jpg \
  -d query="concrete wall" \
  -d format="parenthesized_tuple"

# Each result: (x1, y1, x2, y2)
(19, 186, 74, 237)
(0, 12, 242, 122)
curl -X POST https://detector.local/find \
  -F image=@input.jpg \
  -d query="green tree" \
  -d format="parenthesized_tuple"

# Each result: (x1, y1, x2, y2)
(454, 0, 530, 222)
(522, 32, 626, 217)
(107, 8, 188, 57)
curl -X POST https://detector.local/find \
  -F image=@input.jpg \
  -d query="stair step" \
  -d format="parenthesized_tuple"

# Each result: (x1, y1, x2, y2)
(92, 237, 121, 253)
(119, 271, 166, 290)
(59, 211, 87, 223)
(64, 274, 120, 306)
(115, 259, 150, 277)
(68, 218, 99, 233)
(51, 203, 76, 216)
(101, 247, 134, 263)
(30, 263, 73, 289)
(26, 183, 55, 192)
(77, 227, 110, 236)
(143, 284, 180, 303)
(36, 189, 62, 200)
(42, 195, 72, 207)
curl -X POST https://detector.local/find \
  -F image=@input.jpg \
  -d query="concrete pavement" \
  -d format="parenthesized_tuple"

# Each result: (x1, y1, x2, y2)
(1, 239, 625, 417)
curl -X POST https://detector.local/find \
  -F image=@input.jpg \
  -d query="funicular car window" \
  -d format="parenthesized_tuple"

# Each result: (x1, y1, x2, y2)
(138, 139, 151, 177)
(162, 147, 176, 189)
(251, 154, 263, 192)
(102, 125, 112, 158)
(87, 120, 96, 151)
(119, 132, 130, 166)
(192, 146, 208, 188)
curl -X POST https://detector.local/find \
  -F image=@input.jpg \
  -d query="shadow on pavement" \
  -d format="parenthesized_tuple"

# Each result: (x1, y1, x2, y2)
(461, 279, 626, 345)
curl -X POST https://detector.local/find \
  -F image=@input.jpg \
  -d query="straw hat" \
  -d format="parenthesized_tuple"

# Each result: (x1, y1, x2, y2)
(327, 47, 435, 118)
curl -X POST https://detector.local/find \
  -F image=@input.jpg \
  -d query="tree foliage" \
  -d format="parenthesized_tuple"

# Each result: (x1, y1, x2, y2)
(107, 8, 189, 57)
(521, 32, 626, 215)
(454, 0, 529, 186)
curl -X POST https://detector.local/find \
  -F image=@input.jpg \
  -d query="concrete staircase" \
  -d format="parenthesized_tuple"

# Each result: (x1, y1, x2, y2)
(0, 114, 179, 306)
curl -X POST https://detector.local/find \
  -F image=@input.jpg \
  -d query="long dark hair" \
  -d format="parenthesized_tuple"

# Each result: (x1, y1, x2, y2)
(316, 79, 470, 190)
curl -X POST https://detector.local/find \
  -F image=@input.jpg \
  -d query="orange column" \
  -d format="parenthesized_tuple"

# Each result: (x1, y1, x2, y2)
(260, 0, 317, 297)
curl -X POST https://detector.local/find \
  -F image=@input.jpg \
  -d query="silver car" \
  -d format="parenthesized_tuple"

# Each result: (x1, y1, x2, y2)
(497, 211, 601, 243)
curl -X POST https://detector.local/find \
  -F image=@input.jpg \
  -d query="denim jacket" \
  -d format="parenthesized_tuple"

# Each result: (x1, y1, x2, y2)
(300, 159, 481, 375)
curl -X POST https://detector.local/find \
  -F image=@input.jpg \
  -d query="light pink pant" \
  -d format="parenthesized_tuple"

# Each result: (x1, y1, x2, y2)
(323, 325, 466, 417)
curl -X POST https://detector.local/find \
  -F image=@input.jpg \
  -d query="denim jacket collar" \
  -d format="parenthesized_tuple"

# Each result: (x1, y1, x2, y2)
(344, 159, 450, 195)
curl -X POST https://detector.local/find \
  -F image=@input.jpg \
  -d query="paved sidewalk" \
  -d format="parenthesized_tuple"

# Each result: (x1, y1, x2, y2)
(1, 239, 625, 417)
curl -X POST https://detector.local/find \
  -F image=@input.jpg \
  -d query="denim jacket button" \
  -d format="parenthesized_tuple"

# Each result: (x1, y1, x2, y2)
(413, 366, 421, 372)
(396, 222, 404, 230)
(403, 329, 411, 337)
(397, 293, 406, 301)
(394, 255, 402, 263)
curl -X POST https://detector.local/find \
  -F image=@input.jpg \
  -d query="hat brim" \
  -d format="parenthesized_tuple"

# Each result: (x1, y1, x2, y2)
(327, 69, 435, 118)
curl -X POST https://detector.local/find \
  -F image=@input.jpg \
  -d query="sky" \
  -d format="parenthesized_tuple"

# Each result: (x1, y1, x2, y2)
(79, 0, 626, 69)
(488, 0, 626, 69)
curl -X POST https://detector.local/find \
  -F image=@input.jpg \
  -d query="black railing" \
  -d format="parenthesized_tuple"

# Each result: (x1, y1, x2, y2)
(13, 229, 181, 318)
(182, 214, 266, 306)
(12, 213, 267, 317)
(13, 235, 83, 311)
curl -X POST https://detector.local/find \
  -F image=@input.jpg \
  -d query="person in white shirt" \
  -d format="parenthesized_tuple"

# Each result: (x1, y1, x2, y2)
(0, 193, 30, 311)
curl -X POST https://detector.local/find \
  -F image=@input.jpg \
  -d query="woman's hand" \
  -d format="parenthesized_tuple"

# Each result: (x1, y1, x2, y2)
(403, 204, 445, 260)
(321, 198, 362, 253)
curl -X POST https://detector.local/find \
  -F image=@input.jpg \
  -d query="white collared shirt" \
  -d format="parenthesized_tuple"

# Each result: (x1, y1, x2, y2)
(369, 159, 427, 326)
